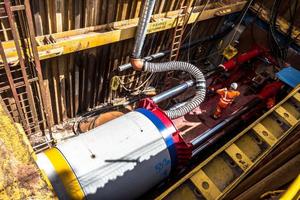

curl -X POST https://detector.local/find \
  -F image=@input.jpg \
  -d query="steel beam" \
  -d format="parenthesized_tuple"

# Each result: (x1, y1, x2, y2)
(0, 1, 246, 64)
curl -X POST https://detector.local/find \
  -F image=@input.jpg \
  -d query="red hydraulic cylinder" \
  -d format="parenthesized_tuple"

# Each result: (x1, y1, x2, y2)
(219, 46, 265, 71)
(258, 81, 284, 100)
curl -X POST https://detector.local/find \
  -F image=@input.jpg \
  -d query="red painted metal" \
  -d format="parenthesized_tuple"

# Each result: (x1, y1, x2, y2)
(139, 98, 177, 134)
(219, 46, 265, 71)
(258, 81, 284, 100)
(139, 98, 192, 168)
(241, 81, 284, 121)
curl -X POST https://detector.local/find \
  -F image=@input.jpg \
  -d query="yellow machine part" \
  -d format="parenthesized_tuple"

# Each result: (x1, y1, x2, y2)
(157, 85, 300, 200)
(223, 45, 238, 60)
(280, 175, 300, 200)
(0, 104, 56, 199)
(44, 148, 85, 199)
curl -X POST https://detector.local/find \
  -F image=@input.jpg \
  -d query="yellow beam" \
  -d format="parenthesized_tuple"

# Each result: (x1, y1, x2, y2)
(190, 170, 222, 200)
(1, 1, 246, 64)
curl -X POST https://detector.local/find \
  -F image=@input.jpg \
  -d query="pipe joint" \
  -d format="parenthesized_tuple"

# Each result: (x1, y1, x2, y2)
(130, 58, 144, 71)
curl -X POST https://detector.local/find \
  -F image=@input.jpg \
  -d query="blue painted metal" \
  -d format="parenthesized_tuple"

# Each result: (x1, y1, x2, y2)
(276, 66, 300, 88)
(136, 108, 177, 170)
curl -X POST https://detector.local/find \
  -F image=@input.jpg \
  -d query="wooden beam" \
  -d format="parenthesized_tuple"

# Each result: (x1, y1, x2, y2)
(1, 1, 246, 64)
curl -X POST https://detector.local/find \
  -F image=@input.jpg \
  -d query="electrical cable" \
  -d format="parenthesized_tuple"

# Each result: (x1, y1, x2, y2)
(119, 73, 154, 92)
(182, 0, 210, 44)
(250, 0, 264, 44)
(269, 0, 288, 61)
(123, 17, 163, 94)
(284, 0, 299, 56)
(227, 0, 255, 46)
(267, 0, 299, 66)
(219, 0, 255, 65)
(190, 0, 257, 62)
(187, 0, 211, 62)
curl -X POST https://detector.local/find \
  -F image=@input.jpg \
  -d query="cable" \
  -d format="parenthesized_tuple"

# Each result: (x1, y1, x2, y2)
(182, 0, 210, 44)
(187, 0, 211, 62)
(267, 0, 299, 66)
(269, 0, 284, 61)
(189, 0, 256, 63)
(119, 73, 154, 92)
(250, 0, 264, 44)
(219, 0, 255, 65)
(227, 0, 255, 46)
(284, 0, 298, 54)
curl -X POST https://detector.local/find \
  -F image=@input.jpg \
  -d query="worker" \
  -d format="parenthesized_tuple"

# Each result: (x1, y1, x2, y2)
(266, 96, 276, 109)
(213, 82, 240, 119)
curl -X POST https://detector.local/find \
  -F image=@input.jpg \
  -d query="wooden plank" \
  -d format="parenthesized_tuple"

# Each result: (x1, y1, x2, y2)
(0, 1, 247, 63)
(55, 0, 63, 32)
(135, 0, 142, 18)
(58, 57, 67, 120)
(79, 52, 87, 111)
(54, 0, 67, 120)
(88, 0, 99, 108)
(66, 54, 74, 117)
(50, 59, 61, 123)
(44, 60, 55, 125)
(73, 0, 82, 115)
(32, 0, 43, 35)
(74, 54, 80, 115)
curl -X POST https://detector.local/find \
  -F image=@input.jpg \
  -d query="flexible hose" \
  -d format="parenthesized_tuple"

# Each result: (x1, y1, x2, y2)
(132, 0, 156, 58)
(131, 0, 206, 119)
(144, 61, 206, 119)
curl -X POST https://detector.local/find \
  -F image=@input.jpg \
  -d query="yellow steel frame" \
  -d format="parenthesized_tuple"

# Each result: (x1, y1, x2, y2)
(0, 1, 246, 64)
(156, 84, 300, 200)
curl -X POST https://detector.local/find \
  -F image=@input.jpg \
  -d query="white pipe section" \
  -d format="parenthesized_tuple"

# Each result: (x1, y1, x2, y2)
(37, 111, 173, 200)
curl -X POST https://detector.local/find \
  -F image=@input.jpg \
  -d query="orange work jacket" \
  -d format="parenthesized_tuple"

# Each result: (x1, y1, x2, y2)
(217, 88, 240, 107)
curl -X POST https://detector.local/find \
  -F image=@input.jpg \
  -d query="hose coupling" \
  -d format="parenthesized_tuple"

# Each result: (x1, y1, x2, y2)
(130, 58, 144, 71)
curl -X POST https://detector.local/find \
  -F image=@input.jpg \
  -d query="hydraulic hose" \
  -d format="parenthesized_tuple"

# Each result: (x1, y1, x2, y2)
(144, 61, 206, 119)
(130, 0, 206, 119)
(120, 0, 255, 72)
